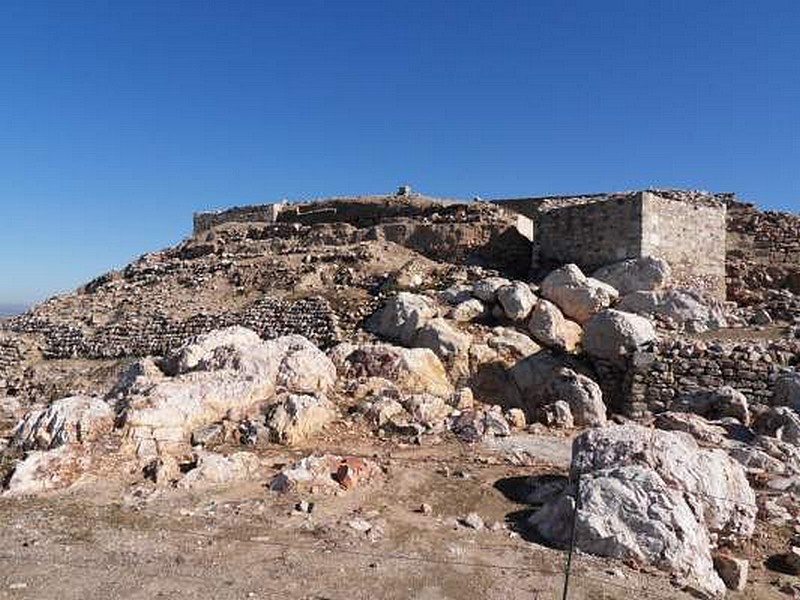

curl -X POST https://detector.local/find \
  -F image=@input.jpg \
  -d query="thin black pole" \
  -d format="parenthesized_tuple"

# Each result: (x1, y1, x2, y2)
(561, 472, 581, 600)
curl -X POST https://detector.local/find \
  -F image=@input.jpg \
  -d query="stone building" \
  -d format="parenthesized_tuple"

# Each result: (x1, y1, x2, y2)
(494, 189, 728, 299)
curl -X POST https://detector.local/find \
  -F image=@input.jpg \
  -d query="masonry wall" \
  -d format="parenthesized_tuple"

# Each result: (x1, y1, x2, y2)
(194, 204, 282, 234)
(532, 195, 643, 276)
(596, 337, 800, 419)
(641, 192, 727, 298)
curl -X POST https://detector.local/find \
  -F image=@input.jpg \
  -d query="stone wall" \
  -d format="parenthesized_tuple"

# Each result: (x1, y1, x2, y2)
(726, 200, 800, 304)
(641, 192, 727, 298)
(597, 337, 800, 418)
(530, 194, 643, 276)
(5, 296, 341, 360)
(0, 335, 33, 395)
(194, 203, 282, 234)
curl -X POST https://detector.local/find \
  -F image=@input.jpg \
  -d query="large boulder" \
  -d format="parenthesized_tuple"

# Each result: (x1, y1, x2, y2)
(592, 256, 671, 295)
(508, 353, 606, 427)
(12, 396, 114, 451)
(571, 424, 756, 538)
(449, 298, 485, 322)
(671, 387, 750, 426)
(530, 424, 756, 597)
(529, 465, 725, 597)
(486, 327, 542, 359)
(365, 292, 437, 345)
(472, 277, 511, 302)
(526, 299, 583, 353)
(617, 289, 727, 333)
(331, 343, 453, 398)
(266, 393, 337, 445)
(541, 264, 619, 323)
(117, 328, 336, 458)
(773, 373, 800, 412)
(496, 282, 537, 321)
(582, 309, 657, 365)
(4, 446, 87, 496)
(412, 318, 472, 361)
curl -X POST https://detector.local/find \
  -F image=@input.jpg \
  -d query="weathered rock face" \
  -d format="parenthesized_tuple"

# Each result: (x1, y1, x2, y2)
(773, 373, 800, 412)
(530, 424, 756, 597)
(530, 465, 725, 597)
(266, 393, 337, 445)
(4, 446, 87, 496)
(754, 406, 800, 447)
(472, 277, 511, 302)
(583, 309, 656, 365)
(12, 396, 114, 451)
(507, 353, 606, 426)
(496, 282, 537, 321)
(117, 327, 336, 458)
(671, 386, 751, 426)
(571, 424, 756, 538)
(178, 451, 260, 488)
(654, 411, 728, 446)
(486, 327, 542, 359)
(526, 299, 582, 353)
(617, 289, 727, 333)
(592, 256, 671, 295)
(365, 292, 437, 346)
(413, 318, 472, 361)
(541, 264, 619, 323)
(331, 343, 453, 398)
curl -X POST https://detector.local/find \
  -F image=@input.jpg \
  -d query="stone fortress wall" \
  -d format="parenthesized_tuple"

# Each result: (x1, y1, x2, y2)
(599, 337, 800, 419)
(5, 296, 341, 361)
(726, 198, 800, 303)
(494, 190, 728, 298)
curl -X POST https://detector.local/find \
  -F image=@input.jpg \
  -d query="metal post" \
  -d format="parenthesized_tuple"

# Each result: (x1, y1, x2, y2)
(561, 472, 581, 600)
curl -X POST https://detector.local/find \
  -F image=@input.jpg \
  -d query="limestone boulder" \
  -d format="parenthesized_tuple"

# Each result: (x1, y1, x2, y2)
(526, 299, 582, 353)
(332, 343, 453, 398)
(178, 451, 260, 489)
(671, 386, 751, 426)
(592, 256, 671, 295)
(404, 394, 452, 429)
(571, 424, 757, 538)
(12, 396, 114, 451)
(266, 393, 337, 445)
(529, 465, 725, 597)
(486, 327, 542, 360)
(617, 289, 727, 333)
(117, 328, 336, 458)
(412, 318, 472, 361)
(4, 446, 87, 496)
(508, 353, 606, 427)
(270, 454, 381, 493)
(654, 412, 728, 446)
(365, 292, 437, 345)
(540, 264, 619, 323)
(496, 282, 537, 321)
(754, 406, 800, 446)
(438, 284, 474, 306)
(583, 309, 657, 365)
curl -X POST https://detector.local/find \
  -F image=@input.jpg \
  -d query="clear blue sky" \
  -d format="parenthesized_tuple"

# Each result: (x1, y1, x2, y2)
(2, 1, 799, 306)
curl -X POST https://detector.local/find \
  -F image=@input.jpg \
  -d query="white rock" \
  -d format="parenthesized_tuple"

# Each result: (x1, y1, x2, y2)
(487, 327, 542, 359)
(267, 393, 337, 445)
(12, 396, 114, 451)
(365, 292, 437, 345)
(617, 289, 727, 332)
(592, 256, 671, 295)
(412, 318, 472, 360)
(541, 264, 619, 323)
(333, 343, 453, 398)
(526, 299, 582, 353)
(4, 446, 86, 496)
(178, 452, 260, 488)
(582, 309, 657, 365)
(496, 281, 537, 321)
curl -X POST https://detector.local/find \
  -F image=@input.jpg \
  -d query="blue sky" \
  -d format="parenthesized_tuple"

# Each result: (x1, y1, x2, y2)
(1, 1, 799, 306)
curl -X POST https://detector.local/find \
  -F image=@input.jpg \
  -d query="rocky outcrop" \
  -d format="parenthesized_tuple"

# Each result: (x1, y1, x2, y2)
(117, 327, 336, 458)
(583, 309, 656, 365)
(530, 424, 756, 597)
(541, 264, 619, 323)
(266, 393, 337, 445)
(12, 396, 114, 451)
(526, 299, 582, 353)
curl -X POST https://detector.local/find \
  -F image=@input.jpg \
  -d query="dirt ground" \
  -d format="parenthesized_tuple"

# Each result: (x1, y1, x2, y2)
(0, 431, 792, 600)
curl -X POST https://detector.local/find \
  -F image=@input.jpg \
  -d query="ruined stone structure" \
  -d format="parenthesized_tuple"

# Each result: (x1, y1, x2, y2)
(6, 296, 341, 360)
(726, 198, 800, 304)
(495, 190, 728, 299)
